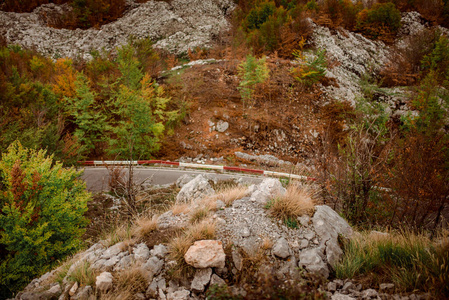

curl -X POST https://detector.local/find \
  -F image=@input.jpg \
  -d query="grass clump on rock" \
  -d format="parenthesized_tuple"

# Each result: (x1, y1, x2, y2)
(265, 184, 315, 228)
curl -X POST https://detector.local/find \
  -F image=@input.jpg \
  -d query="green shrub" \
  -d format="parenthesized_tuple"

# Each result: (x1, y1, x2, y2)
(237, 54, 270, 108)
(290, 43, 327, 87)
(0, 141, 90, 297)
(356, 3, 401, 41)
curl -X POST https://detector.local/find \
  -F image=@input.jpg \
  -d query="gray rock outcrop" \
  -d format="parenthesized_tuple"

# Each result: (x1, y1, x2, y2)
(176, 174, 215, 203)
(0, 0, 235, 60)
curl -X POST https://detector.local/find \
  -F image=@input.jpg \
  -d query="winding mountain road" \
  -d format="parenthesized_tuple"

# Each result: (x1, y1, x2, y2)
(80, 166, 263, 192)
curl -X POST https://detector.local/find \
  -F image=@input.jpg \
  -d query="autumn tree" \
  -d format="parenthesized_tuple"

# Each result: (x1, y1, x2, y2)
(0, 141, 90, 297)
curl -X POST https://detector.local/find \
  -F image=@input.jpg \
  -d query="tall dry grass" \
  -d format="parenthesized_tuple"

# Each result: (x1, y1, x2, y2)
(335, 230, 449, 297)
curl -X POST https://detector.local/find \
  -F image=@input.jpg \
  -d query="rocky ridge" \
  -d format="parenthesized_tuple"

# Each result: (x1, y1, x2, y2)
(0, 0, 234, 60)
(14, 175, 424, 300)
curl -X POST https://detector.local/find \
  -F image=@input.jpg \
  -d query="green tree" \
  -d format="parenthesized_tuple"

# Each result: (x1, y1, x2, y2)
(0, 141, 90, 297)
(237, 54, 270, 108)
(65, 74, 107, 154)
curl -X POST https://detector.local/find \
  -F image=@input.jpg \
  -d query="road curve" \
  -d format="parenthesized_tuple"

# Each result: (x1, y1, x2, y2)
(80, 166, 263, 192)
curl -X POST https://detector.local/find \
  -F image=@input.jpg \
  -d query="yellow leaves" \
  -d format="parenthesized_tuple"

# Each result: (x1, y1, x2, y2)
(53, 58, 77, 100)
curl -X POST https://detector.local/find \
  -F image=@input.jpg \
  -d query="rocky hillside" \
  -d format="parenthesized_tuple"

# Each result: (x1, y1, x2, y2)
(15, 175, 415, 300)
(0, 0, 234, 59)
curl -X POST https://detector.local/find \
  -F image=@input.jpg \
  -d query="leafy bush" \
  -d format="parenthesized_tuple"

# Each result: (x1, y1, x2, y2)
(290, 40, 327, 87)
(0, 141, 90, 297)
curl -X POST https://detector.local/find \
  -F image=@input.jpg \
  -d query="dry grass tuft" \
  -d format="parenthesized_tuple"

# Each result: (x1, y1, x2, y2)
(115, 265, 148, 295)
(213, 186, 248, 206)
(187, 218, 216, 240)
(67, 261, 96, 286)
(131, 214, 159, 239)
(266, 184, 315, 225)
(101, 223, 133, 248)
(261, 236, 273, 250)
(171, 203, 190, 215)
(189, 206, 210, 224)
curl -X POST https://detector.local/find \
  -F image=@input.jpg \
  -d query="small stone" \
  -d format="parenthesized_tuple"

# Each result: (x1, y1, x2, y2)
(210, 274, 227, 287)
(379, 283, 395, 292)
(240, 227, 251, 237)
(299, 239, 309, 249)
(143, 256, 164, 275)
(72, 285, 93, 300)
(331, 293, 356, 300)
(184, 240, 226, 268)
(134, 243, 150, 262)
(151, 244, 168, 259)
(232, 250, 243, 271)
(298, 215, 310, 226)
(342, 282, 355, 292)
(361, 289, 378, 298)
(96, 272, 113, 292)
(101, 242, 123, 259)
(299, 248, 329, 278)
(146, 279, 158, 298)
(304, 231, 315, 241)
(272, 237, 290, 259)
(69, 281, 78, 296)
(216, 120, 229, 132)
(327, 281, 337, 292)
(191, 268, 212, 292)
(167, 289, 190, 300)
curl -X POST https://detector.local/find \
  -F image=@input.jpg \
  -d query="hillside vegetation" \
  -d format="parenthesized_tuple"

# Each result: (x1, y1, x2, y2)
(1, 0, 449, 298)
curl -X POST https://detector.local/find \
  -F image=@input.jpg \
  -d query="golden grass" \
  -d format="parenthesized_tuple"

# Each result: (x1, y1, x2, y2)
(261, 236, 273, 250)
(189, 206, 210, 224)
(101, 223, 133, 248)
(171, 203, 190, 215)
(267, 184, 315, 222)
(187, 218, 216, 240)
(213, 185, 248, 206)
(131, 214, 159, 239)
(115, 265, 148, 295)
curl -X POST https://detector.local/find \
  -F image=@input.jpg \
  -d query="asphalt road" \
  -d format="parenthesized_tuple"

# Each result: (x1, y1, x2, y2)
(80, 166, 263, 192)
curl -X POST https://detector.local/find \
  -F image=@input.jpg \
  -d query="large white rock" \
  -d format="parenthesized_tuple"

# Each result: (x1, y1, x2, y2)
(184, 240, 225, 268)
(299, 248, 329, 278)
(313, 205, 353, 267)
(176, 174, 214, 203)
(249, 178, 286, 205)
(95, 272, 113, 292)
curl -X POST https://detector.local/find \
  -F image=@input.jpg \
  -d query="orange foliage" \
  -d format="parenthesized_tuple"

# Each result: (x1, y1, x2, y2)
(53, 58, 77, 100)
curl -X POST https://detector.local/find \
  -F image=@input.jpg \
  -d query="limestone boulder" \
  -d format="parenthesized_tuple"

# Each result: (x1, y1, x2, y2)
(249, 178, 286, 205)
(95, 272, 113, 292)
(176, 175, 214, 203)
(184, 240, 225, 268)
